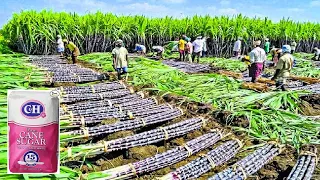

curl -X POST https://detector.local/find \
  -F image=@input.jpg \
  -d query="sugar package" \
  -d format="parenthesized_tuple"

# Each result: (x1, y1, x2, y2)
(8, 90, 59, 173)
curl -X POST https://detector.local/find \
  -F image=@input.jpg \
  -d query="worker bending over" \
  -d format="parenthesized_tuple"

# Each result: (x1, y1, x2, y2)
(249, 40, 266, 83)
(112, 40, 129, 80)
(313, 47, 320, 61)
(271, 45, 294, 91)
(63, 39, 80, 64)
(152, 46, 164, 59)
(134, 44, 146, 56)
(270, 46, 282, 66)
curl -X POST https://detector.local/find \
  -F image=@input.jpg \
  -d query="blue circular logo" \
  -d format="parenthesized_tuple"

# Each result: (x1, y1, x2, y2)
(23, 151, 39, 166)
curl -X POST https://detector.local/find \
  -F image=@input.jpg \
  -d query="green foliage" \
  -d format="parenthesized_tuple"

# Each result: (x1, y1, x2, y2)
(79, 53, 319, 149)
(0, 35, 12, 54)
(2, 11, 320, 55)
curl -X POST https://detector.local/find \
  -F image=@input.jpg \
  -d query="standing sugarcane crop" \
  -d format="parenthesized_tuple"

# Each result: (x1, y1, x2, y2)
(56, 35, 64, 57)
(178, 35, 186, 61)
(63, 39, 80, 64)
(249, 40, 267, 83)
(192, 36, 203, 63)
(271, 45, 294, 91)
(112, 39, 129, 80)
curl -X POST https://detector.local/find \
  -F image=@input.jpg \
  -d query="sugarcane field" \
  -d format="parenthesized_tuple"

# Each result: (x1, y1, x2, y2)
(1, 5, 320, 180)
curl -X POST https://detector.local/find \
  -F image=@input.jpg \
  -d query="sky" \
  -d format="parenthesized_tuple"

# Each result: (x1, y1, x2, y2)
(1, 0, 320, 27)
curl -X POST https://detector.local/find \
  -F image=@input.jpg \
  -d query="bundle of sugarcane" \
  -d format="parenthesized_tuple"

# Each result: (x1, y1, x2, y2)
(62, 97, 155, 117)
(60, 118, 207, 160)
(208, 143, 283, 180)
(61, 108, 182, 141)
(287, 147, 317, 180)
(58, 82, 126, 94)
(290, 83, 320, 94)
(217, 70, 243, 79)
(161, 140, 242, 180)
(86, 130, 227, 180)
(61, 102, 172, 121)
(290, 75, 320, 84)
(61, 89, 132, 103)
(257, 77, 276, 85)
(162, 60, 211, 73)
(241, 82, 269, 92)
(60, 104, 181, 128)
(60, 94, 143, 112)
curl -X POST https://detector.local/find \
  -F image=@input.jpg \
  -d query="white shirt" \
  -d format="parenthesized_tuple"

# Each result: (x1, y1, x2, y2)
(315, 49, 320, 56)
(249, 47, 266, 63)
(233, 40, 241, 51)
(152, 46, 164, 51)
(57, 38, 64, 49)
(202, 38, 207, 51)
(193, 39, 203, 53)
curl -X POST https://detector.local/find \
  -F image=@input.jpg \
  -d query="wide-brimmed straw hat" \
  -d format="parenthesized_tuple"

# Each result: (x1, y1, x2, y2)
(253, 40, 261, 46)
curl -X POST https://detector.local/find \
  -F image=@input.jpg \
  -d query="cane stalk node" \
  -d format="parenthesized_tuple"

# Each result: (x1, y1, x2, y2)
(200, 153, 216, 169)
(159, 127, 169, 140)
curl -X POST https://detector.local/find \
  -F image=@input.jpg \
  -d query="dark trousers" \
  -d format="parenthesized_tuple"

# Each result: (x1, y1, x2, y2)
(192, 52, 201, 63)
(72, 54, 77, 64)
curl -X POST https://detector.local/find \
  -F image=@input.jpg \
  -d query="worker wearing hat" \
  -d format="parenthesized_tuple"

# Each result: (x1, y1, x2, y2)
(63, 39, 80, 64)
(264, 38, 270, 54)
(192, 36, 204, 63)
(56, 35, 64, 57)
(313, 47, 320, 61)
(112, 39, 129, 80)
(248, 40, 266, 83)
(233, 37, 242, 58)
(271, 45, 294, 91)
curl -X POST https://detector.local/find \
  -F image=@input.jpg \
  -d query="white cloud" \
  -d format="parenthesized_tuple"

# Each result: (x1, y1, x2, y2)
(116, 0, 132, 2)
(287, 8, 305, 12)
(124, 3, 168, 12)
(218, 8, 238, 15)
(162, 0, 186, 3)
(208, 6, 217, 11)
(220, 0, 230, 5)
(310, 0, 320, 6)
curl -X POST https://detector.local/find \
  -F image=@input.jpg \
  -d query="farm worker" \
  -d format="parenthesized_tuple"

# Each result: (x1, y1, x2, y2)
(264, 38, 270, 54)
(290, 40, 297, 54)
(178, 36, 186, 61)
(152, 46, 164, 59)
(134, 44, 146, 56)
(271, 45, 294, 91)
(56, 35, 64, 57)
(202, 37, 208, 57)
(192, 36, 204, 63)
(112, 39, 129, 80)
(313, 47, 320, 61)
(241, 55, 251, 67)
(233, 37, 241, 58)
(249, 40, 267, 83)
(63, 39, 80, 64)
(270, 46, 282, 66)
(185, 38, 193, 62)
